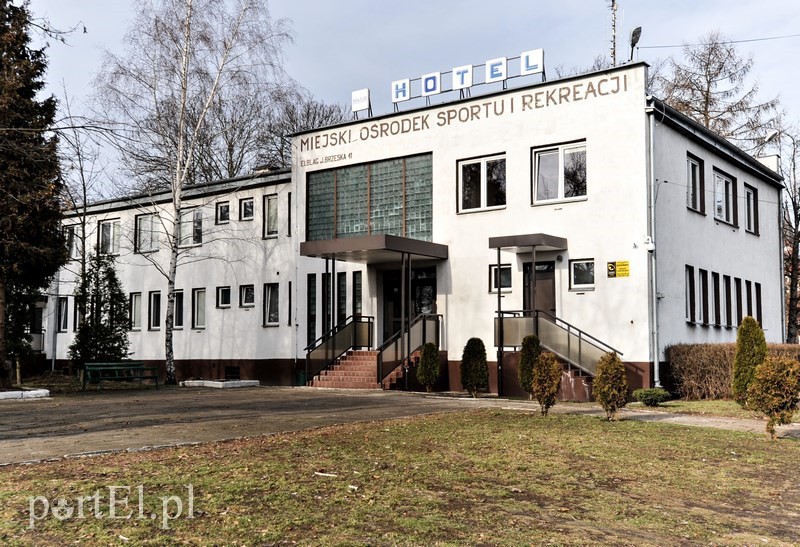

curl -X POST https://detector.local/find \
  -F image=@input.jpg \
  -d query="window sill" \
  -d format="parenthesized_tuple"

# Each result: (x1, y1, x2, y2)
(262, 234, 278, 240)
(216, 305, 231, 309)
(216, 220, 230, 225)
(135, 249, 158, 255)
(240, 304, 255, 309)
(569, 287, 595, 292)
(178, 243, 203, 249)
(489, 289, 512, 295)
(239, 217, 254, 222)
(130, 328, 141, 332)
(686, 206, 706, 216)
(148, 328, 161, 332)
(262, 323, 279, 328)
(457, 205, 506, 215)
(713, 218, 738, 229)
(532, 196, 587, 207)
(192, 327, 206, 331)
(745, 229, 759, 236)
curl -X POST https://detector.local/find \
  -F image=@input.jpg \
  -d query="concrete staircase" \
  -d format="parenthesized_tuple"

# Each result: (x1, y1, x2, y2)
(309, 350, 404, 389)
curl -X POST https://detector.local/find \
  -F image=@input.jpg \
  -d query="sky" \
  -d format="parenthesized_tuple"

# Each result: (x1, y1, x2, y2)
(30, 0, 800, 132)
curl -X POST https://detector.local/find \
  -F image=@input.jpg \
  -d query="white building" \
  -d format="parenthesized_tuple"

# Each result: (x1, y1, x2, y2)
(42, 62, 783, 397)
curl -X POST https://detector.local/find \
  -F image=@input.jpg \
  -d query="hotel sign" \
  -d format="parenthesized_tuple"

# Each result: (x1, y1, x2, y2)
(390, 49, 544, 104)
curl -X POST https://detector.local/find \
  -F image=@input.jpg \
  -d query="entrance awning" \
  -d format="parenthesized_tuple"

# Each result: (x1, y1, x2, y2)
(488, 233, 568, 253)
(300, 234, 448, 264)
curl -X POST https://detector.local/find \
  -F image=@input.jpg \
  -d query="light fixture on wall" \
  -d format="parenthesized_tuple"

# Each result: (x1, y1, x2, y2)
(556, 255, 563, 262)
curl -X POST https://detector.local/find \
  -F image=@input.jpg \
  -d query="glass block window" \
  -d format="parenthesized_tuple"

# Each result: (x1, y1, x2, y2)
(370, 159, 404, 236)
(336, 164, 368, 238)
(306, 154, 432, 242)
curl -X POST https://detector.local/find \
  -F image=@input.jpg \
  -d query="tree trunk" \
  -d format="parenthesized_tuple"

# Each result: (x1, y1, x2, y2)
(0, 276, 8, 388)
(787, 231, 800, 342)
(164, 213, 180, 385)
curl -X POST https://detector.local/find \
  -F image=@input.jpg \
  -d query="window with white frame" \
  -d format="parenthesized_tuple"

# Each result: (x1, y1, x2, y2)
(148, 291, 161, 330)
(179, 208, 203, 246)
(263, 194, 278, 237)
(240, 284, 255, 307)
(489, 264, 512, 292)
(64, 225, 83, 260)
(174, 290, 184, 328)
(713, 170, 736, 224)
(686, 154, 704, 213)
(263, 283, 279, 326)
(685, 266, 695, 322)
(57, 297, 68, 332)
(239, 197, 254, 221)
(216, 286, 231, 308)
(130, 293, 142, 330)
(533, 143, 587, 203)
(98, 219, 120, 255)
(458, 155, 506, 212)
(744, 184, 758, 234)
(569, 259, 594, 290)
(192, 288, 206, 329)
(216, 201, 230, 224)
(135, 214, 158, 253)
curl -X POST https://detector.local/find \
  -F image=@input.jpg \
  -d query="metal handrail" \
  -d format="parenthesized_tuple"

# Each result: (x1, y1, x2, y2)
(304, 315, 374, 384)
(377, 313, 441, 386)
(497, 309, 622, 356)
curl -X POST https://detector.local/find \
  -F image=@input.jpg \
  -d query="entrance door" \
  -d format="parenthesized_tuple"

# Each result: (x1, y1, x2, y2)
(523, 261, 556, 315)
(381, 267, 437, 340)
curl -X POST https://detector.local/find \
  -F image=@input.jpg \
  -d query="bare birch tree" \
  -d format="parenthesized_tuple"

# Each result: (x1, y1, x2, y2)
(652, 31, 781, 151)
(94, 0, 290, 383)
(779, 128, 800, 342)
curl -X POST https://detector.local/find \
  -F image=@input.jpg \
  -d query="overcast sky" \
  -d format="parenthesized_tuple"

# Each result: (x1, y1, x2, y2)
(31, 0, 800, 128)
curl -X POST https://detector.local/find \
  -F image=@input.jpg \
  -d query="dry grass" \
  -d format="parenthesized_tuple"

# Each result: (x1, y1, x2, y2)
(2, 409, 799, 545)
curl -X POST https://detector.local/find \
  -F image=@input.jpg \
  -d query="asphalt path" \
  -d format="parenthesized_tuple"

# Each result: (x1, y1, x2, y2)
(1, 387, 798, 465)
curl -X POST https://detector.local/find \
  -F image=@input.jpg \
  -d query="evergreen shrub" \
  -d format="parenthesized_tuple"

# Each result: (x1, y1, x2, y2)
(593, 352, 628, 420)
(632, 387, 671, 407)
(518, 334, 541, 399)
(747, 357, 800, 440)
(460, 337, 488, 398)
(732, 316, 767, 407)
(416, 342, 440, 393)
(531, 351, 562, 416)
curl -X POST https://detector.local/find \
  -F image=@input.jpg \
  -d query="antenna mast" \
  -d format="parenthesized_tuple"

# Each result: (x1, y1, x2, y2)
(610, 0, 618, 66)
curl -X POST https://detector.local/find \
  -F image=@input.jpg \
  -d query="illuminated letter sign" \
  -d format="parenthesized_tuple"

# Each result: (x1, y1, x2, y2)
(392, 79, 411, 103)
(421, 72, 441, 96)
(520, 49, 544, 76)
(485, 57, 507, 84)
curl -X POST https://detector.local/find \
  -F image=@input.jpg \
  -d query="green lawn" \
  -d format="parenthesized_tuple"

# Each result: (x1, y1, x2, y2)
(2, 409, 799, 545)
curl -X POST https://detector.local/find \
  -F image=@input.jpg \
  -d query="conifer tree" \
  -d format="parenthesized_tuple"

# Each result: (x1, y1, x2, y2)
(0, 0, 64, 385)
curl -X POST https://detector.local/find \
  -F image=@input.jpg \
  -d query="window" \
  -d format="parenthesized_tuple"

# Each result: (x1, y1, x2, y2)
(307, 274, 317, 345)
(570, 259, 594, 290)
(65, 225, 83, 260)
(215, 202, 230, 224)
(322, 273, 332, 333)
(192, 288, 206, 329)
(148, 291, 161, 330)
(263, 283, 279, 326)
(99, 219, 120, 255)
(735, 278, 743, 325)
(755, 282, 762, 325)
(239, 284, 255, 307)
(744, 184, 759, 234)
(73, 299, 83, 332)
(287, 192, 292, 237)
(57, 297, 68, 332)
(263, 194, 278, 237)
(352, 271, 362, 316)
(337, 272, 347, 325)
(216, 286, 231, 308)
(130, 293, 142, 330)
(533, 143, 587, 203)
(239, 197, 254, 221)
(179, 208, 202, 246)
(723, 275, 732, 327)
(685, 266, 695, 322)
(135, 214, 158, 253)
(698, 269, 709, 325)
(489, 264, 512, 292)
(745, 280, 753, 317)
(712, 272, 721, 327)
(458, 155, 506, 212)
(287, 281, 292, 327)
(686, 154, 705, 213)
(174, 290, 184, 329)
(713, 170, 737, 225)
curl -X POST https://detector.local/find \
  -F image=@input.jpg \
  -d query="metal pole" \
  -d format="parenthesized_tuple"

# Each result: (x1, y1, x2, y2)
(400, 253, 407, 390)
(496, 247, 503, 396)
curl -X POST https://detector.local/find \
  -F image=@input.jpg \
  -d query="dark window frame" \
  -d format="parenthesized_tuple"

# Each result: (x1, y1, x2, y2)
(216, 286, 231, 309)
(686, 265, 696, 323)
(686, 152, 705, 214)
(215, 201, 230, 225)
(744, 184, 759, 235)
(148, 291, 162, 330)
(239, 197, 255, 221)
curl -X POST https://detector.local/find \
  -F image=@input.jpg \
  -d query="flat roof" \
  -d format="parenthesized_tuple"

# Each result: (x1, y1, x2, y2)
(489, 233, 568, 252)
(300, 234, 448, 264)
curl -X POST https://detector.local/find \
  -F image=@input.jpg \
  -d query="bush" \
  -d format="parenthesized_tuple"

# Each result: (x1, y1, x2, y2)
(531, 351, 562, 416)
(460, 337, 488, 398)
(733, 316, 767, 407)
(416, 342, 440, 393)
(665, 343, 800, 401)
(593, 352, 628, 420)
(632, 387, 671, 407)
(518, 335, 541, 399)
(747, 357, 800, 440)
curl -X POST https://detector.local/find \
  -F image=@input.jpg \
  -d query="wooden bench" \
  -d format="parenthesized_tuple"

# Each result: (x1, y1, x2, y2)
(82, 361, 159, 391)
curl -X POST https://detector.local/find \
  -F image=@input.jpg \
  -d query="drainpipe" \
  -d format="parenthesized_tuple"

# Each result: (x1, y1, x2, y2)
(50, 270, 60, 372)
(646, 98, 661, 387)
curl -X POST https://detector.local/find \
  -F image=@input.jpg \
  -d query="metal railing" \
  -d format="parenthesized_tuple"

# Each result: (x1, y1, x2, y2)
(304, 315, 374, 383)
(377, 314, 441, 386)
(494, 309, 621, 377)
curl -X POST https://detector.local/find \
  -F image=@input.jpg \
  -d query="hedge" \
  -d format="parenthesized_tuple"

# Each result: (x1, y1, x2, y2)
(666, 343, 800, 400)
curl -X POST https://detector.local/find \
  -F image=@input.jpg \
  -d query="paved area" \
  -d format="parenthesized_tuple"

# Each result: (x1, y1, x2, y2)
(1, 387, 798, 465)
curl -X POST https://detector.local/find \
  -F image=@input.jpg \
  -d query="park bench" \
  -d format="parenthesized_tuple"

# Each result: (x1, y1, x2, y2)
(82, 361, 159, 391)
